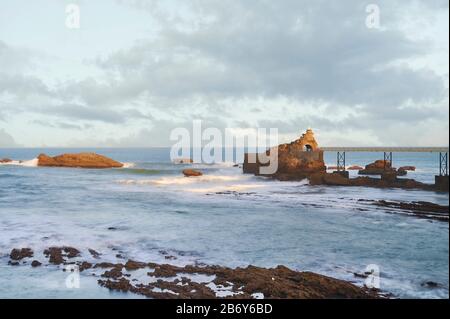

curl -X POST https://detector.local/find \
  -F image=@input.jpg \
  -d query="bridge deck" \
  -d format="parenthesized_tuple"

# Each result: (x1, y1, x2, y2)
(321, 147, 449, 153)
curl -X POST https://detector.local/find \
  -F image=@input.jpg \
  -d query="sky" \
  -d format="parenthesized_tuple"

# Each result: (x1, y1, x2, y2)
(0, 0, 449, 147)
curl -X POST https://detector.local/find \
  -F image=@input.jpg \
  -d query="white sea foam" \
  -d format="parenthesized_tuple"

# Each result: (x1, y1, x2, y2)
(154, 175, 242, 185)
(0, 158, 38, 167)
(122, 162, 136, 168)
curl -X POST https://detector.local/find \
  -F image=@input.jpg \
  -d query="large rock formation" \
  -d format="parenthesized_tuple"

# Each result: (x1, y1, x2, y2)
(37, 153, 123, 169)
(243, 129, 326, 180)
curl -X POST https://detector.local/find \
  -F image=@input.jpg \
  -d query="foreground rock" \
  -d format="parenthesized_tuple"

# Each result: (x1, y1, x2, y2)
(5, 247, 379, 299)
(37, 153, 123, 169)
(98, 262, 378, 299)
(183, 169, 203, 177)
(244, 129, 326, 180)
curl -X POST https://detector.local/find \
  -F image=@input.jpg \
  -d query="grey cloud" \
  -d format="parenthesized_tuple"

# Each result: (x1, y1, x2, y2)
(38, 104, 153, 124)
(0, 129, 19, 147)
(103, 0, 447, 112)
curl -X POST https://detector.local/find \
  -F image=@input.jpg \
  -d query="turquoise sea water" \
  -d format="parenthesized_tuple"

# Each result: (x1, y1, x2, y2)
(0, 148, 448, 298)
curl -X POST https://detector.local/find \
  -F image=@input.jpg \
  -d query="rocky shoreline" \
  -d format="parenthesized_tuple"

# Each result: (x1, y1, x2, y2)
(4, 246, 380, 299)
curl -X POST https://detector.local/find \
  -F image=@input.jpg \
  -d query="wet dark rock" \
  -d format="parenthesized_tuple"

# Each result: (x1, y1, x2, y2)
(31, 260, 42, 267)
(371, 200, 449, 222)
(79, 261, 93, 272)
(124, 260, 147, 271)
(94, 262, 118, 269)
(43, 247, 81, 265)
(10, 248, 33, 261)
(102, 267, 123, 279)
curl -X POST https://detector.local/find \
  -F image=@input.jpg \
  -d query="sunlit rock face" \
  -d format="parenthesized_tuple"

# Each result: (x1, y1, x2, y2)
(243, 129, 326, 180)
(37, 153, 123, 169)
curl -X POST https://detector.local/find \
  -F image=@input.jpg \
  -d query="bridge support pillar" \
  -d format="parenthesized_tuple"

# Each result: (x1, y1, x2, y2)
(384, 152, 393, 170)
(435, 152, 449, 192)
(334, 151, 349, 178)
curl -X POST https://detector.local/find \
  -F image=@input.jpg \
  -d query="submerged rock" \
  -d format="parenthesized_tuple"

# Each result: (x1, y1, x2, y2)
(37, 153, 123, 169)
(182, 169, 203, 177)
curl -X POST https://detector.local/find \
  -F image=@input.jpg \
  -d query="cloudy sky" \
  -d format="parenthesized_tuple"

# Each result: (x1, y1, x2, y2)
(0, 0, 448, 147)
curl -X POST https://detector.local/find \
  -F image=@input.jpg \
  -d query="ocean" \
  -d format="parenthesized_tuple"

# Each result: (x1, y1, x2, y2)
(0, 148, 448, 298)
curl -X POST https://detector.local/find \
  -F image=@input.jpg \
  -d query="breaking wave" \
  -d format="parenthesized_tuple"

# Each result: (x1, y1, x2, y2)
(0, 158, 38, 167)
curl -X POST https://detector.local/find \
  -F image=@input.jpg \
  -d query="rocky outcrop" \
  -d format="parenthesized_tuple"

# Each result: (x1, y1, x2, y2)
(358, 160, 412, 177)
(310, 172, 434, 191)
(399, 166, 416, 171)
(37, 153, 123, 169)
(348, 165, 364, 170)
(358, 160, 394, 175)
(0, 158, 12, 163)
(182, 169, 203, 177)
(244, 129, 326, 180)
